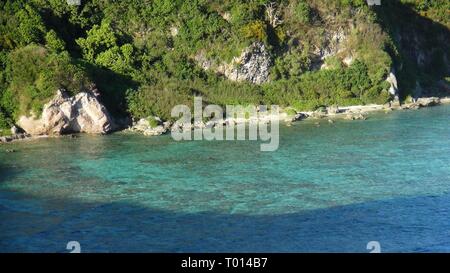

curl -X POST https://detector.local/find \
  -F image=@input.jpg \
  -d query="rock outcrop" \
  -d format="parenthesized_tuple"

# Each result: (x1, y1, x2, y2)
(222, 42, 271, 84)
(0, 133, 31, 143)
(312, 28, 352, 70)
(18, 89, 114, 136)
(326, 105, 341, 115)
(10, 126, 21, 135)
(401, 97, 441, 110)
(416, 97, 441, 107)
(386, 70, 399, 97)
(129, 117, 171, 136)
(196, 42, 271, 85)
(345, 113, 367, 121)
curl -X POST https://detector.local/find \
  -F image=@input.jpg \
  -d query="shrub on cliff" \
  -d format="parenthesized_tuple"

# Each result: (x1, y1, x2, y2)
(294, 0, 312, 24)
(0, 110, 12, 130)
(76, 20, 136, 75)
(126, 83, 194, 121)
(242, 20, 269, 43)
(4, 45, 91, 117)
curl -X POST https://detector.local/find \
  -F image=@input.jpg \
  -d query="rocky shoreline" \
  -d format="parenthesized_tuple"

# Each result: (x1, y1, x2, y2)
(1, 96, 449, 144)
(299, 97, 449, 122)
(1, 88, 115, 144)
(125, 96, 450, 137)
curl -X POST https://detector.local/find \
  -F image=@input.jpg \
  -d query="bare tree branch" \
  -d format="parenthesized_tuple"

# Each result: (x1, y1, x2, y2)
(265, 2, 283, 28)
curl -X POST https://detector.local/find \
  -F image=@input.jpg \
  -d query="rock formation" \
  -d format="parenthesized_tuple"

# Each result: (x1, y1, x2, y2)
(18, 89, 114, 136)
(129, 117, 171, 136)
(386, 70, 399, 98)
(416, 97, 441, 107)
(0, 133, 31, 143)
(196, 42, 271, 85)
(311, 28, 352, 70)
(345, 113, 367, 121)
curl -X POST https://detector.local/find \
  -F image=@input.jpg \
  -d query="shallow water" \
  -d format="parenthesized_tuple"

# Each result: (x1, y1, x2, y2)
(0, 106, 449, 252)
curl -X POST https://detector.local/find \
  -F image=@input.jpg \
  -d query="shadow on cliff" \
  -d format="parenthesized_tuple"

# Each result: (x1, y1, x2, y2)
(373, 0, 450, 98)
(83, 63, 138, 119)
(1, 190, 450, 253)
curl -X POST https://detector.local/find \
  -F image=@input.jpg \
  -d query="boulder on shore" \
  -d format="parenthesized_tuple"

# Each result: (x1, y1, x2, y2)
(345, 113, 366, 121)
(17, 89, 114, 136)
(416, 97, 440, 107)
(0, 133, 31, 143)
(130, 117, 170, 136)
(327, 105, 340, 115)
(290, 112, 308, 122)
(11, 126, 22, 135)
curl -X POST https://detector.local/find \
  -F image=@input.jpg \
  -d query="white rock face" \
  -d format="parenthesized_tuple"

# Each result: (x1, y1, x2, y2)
(222, 42, 271, 84)
(18, 90, 113, 135)
(196, 42, 271, 85)
(313, 28, 349, 70)
(386, 71, 399, 97)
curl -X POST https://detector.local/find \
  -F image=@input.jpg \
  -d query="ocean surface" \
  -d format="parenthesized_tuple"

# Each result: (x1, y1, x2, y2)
(1, 105, 449, 253)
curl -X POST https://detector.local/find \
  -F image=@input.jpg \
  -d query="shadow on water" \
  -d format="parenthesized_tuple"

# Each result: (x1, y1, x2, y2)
(0, 161, 25, 183)
(1, 191, 450, 253)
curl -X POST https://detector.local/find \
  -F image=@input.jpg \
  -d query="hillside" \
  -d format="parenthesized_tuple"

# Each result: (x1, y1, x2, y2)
(0, 0, 449, 130)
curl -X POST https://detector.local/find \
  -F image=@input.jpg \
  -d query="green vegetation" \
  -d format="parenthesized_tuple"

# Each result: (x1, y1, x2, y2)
(0, 0, 448, 125)
(374, 0, 450, 99)
(294, 0, 312, 24)
(146, 116, 160, 128)
(4, 45, 91, 118)
(0, 110, 12, 131)
(265, 60, 391, 111)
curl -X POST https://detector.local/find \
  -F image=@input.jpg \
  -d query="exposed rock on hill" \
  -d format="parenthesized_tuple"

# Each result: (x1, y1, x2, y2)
(196, 42, 271, 84)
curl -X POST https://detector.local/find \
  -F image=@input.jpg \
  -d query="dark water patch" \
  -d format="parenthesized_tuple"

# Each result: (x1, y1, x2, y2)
(1, 191, 450, 252)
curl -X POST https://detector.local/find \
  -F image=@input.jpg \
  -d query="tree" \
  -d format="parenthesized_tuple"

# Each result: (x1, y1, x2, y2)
(294, 0, 311, 24)
(76, 20, 135, 74)
(45, 30, 66, 53)
(15, 4, 46, 45)
(95, 44, 135, 75)
(6, 45, 91, 117)
(76, 20, 118, 63)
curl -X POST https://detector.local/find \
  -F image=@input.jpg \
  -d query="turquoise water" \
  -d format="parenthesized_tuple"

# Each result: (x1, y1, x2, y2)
(1, 106, 449, 252)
